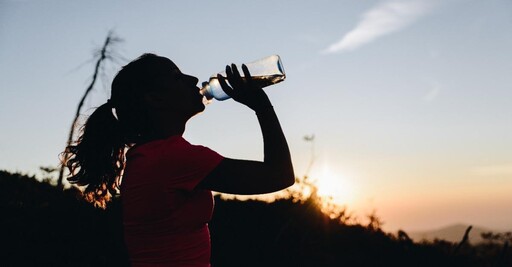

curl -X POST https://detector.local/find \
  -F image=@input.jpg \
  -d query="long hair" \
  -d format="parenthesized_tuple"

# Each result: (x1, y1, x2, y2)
(64, 53, 175, 208)
(65, 103, 125, 209)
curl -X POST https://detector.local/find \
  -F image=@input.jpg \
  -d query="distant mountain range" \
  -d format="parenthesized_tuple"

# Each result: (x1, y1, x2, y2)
(408, 224, 506, 244)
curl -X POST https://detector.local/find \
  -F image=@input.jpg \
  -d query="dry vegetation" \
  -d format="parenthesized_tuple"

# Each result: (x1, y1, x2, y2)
(1, 170, 509, 266)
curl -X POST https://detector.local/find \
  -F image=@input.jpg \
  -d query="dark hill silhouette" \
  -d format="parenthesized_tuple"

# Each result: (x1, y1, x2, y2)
(1, 170, 509, 266)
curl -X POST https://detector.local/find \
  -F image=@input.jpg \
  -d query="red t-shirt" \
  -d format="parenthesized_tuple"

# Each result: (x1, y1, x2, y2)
(121, 136, 223, 267)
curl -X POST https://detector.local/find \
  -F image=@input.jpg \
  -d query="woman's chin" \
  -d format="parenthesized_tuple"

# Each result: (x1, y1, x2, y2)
(190, 103, 206, 118)
(198, 102, 206, 112)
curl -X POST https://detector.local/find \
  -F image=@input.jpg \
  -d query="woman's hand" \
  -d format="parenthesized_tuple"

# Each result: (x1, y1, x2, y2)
(217, 64, 273, 112)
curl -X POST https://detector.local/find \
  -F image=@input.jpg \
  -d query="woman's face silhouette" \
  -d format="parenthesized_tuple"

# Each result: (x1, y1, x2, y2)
(145, 61, 205, 119)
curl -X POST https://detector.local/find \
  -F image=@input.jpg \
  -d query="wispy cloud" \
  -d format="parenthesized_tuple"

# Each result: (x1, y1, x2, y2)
(323, 0, 437, 54)
(423, 82, 442, 102)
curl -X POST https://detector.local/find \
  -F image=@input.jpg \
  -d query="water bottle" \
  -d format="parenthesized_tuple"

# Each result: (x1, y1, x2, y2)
(200, 55, 286, 101)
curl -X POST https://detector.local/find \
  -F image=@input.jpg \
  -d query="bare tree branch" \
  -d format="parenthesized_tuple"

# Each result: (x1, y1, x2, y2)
(453, 225, 472, 255)
(57, 31, 122, 187)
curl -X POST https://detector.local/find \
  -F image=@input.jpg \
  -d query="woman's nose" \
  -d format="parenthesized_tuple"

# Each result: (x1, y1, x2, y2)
(185, 74, 199, 85)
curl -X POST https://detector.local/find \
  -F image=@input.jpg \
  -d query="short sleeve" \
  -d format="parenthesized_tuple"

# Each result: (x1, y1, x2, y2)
(161, 137, 223, 191)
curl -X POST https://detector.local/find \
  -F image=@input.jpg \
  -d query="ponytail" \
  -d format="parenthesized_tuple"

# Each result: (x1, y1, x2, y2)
(64, 102, 126, 209)
(63, 53, 174, 208)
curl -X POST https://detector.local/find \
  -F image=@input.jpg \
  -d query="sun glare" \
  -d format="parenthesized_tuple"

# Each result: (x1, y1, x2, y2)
(312, 165, 356, 206)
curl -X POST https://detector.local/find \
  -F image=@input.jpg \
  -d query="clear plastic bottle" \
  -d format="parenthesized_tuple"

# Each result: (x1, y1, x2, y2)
(200, 55, 286, 101)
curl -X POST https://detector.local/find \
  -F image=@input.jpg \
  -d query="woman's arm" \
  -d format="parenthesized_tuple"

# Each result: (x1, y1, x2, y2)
(197, 64, 295, 194)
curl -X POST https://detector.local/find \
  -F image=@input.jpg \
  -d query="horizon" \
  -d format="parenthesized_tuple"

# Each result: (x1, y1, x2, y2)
(1, 0, 511, 232)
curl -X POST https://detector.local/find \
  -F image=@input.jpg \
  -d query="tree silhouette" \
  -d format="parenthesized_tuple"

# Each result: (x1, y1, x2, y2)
(57, 31, 122, 187)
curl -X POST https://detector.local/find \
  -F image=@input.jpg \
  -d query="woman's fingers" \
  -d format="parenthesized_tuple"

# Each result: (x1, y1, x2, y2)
(225, 65, 237, 90)
(231, 63, 242, 79)
(228, 64, 245, 90)
(222, 63, 261, 105)
(241, 64, 253, 86)
(217, 74, 234, 98)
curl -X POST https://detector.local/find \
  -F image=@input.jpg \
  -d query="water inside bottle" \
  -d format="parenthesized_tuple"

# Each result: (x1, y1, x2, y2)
(209, 74, 284, 90)
(220, 74, 284, 87)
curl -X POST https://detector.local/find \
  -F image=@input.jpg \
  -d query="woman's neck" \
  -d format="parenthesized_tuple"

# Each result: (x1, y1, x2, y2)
(143, 112, 188, 142)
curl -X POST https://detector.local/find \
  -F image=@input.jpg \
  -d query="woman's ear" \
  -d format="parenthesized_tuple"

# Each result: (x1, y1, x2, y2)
(144, 91, 168, 110)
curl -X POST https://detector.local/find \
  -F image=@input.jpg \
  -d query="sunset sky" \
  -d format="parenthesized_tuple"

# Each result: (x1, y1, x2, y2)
(1, 0, 511, 232)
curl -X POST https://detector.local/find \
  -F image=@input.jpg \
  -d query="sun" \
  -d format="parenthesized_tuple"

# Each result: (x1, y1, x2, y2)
(311, 164, 356, 206)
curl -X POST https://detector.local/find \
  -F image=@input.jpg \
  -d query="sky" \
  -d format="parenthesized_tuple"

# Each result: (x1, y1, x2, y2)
(1, 0, 511, 232)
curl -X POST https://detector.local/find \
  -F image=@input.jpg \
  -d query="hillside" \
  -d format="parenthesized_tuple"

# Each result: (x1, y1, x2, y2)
(1, 170, 510, 267)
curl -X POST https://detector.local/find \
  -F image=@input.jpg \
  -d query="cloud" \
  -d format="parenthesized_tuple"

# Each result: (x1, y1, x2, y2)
(323, 0, 436, 54)
(423, 82, 442, 102)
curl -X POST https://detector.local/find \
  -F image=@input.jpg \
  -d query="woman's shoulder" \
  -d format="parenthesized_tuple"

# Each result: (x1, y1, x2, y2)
(163, 136, 220, 159)
(127, 135, 218, 158)
(126, 135, 182, 157)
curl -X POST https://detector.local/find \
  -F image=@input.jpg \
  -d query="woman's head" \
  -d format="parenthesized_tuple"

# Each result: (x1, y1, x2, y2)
(111, 53, 204, 143)
(64, 53, 203, 208)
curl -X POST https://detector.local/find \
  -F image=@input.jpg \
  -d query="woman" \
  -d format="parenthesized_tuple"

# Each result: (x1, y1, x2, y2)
(64, 53, 295, 266)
